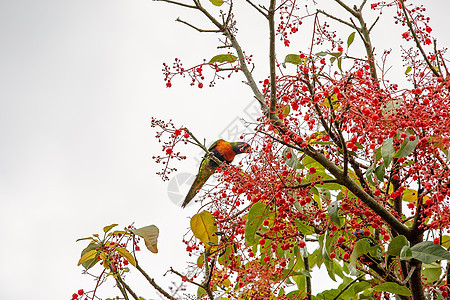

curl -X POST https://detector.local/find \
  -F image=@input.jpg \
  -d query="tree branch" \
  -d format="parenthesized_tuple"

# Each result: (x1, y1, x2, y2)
(176, 18, 221, 32)
(154, 0, 198, 9)
(246, 0, 268, 18)
(398, 0, 441, 78)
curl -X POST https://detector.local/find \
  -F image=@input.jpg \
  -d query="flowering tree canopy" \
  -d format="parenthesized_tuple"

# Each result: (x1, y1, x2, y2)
(76, 1, 450, 299)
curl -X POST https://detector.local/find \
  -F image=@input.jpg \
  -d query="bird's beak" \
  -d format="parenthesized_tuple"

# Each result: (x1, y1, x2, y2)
(239, 143, 251, 153)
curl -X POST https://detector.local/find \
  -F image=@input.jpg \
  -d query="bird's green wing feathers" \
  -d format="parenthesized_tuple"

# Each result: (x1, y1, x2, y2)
(181, 158, 216, 208)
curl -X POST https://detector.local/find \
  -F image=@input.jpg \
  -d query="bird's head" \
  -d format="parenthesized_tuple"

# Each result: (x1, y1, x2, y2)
(234, 142, 251, 154)
(353, 229, 365, 239)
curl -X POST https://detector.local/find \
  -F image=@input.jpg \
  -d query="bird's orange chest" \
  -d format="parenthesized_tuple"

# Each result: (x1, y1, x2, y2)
(215, 140, 236, 162)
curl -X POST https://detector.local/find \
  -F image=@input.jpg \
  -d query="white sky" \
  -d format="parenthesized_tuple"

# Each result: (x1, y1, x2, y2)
(1, 1, 449, 299)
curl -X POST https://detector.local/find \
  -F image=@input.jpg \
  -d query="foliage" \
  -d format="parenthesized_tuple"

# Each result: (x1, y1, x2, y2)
(75, 0, 450, 299)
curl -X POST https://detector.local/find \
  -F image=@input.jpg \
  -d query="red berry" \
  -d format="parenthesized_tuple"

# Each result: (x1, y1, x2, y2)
(343, 252, 350, 260)
(329, 252, 336, 259)
(338, 236, 346, 243)
(198, 82, 203, 88)
(298, 240, 306, 248)
(434, 238, 440, 244)
(259, 238, 266, 245)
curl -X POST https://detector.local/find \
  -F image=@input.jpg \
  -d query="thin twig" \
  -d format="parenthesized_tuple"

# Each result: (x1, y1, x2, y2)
(246, 0, 268, 18)
(154, 0, 198, 9)
(176, 18, 220, 32)
(398, 0, 440, 77)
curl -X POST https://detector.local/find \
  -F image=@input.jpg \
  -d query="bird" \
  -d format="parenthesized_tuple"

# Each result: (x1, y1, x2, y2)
(181, 139, 251, 208)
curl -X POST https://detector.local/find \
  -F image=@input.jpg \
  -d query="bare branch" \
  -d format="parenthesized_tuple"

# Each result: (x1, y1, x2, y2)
(317, 9, 357, 29)
(334, 0, 358, 18)
(285, 179, 339, 189)
(246, 0, 268, 18)
(368, 15, 379, 33)
(268, 0, 277, 116)
(176, 18, 221, 32)
(154, 0, 198, 9)
(398, 0, 441, 78)
(359, 0, 368, 11)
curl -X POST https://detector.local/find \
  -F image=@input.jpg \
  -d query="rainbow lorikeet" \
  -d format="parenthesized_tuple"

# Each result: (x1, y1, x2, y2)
(181, 140, 251, 208)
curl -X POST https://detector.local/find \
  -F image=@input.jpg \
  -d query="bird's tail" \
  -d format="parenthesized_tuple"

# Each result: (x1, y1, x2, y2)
(181, 175, 206, 208)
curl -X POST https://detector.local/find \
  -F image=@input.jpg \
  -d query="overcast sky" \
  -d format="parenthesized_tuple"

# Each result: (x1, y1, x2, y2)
(1, 1, 449, 299)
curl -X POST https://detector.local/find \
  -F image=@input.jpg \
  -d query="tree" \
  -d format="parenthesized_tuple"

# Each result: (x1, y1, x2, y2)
(76, 0, 450, 299)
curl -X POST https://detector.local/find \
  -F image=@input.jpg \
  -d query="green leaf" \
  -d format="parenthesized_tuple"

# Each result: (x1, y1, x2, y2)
(350, 240, 371, 268)
(387, 235, 409, 256)
(283, 148, 303, 169)
(347, 32, 356, 47)
(381, 138, 394, 168)
(353, 281, 371, 294)
(328, 201, 343, 227)
(373, 282, 411, 296)
(76, 237, 94, 242)
(399, 245, 413, 260)
(302, 155, 325, 171)
(337, 57, 342, 71)
(103, 224, 118, 233)
(374, 146, 382, 162)
(191, 211, 218, 249)
(209, 54, 237, 64)
(245, 202, 268, 245)
(316, 51, 329, 57)
(411, 241, 450, 263)
(330, 52, 342, 58)
(78, 249, 98, 267)
(209, 0, 223, 6)
(423, 262, 442, 284)
(393, 136, 419, 158)
(286, 290, 305, 299)
(383, 99, 403, 116)
(366, 163, 376, 186)
(295, 219, 315, 235)
(374, 164, 385, 182)
(282, 104, 291, 118)
(197, 286, 207, 298)
(405, 66, 412, 74)
(324, 258, 336, 281)
(116, 247, 136, 267)
(285, 54, 303, 65)
(79, 242, 100, 270)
